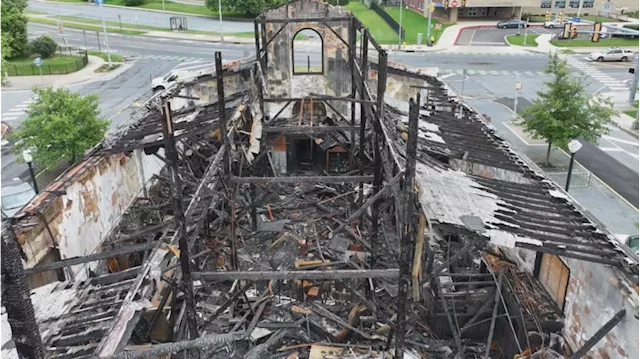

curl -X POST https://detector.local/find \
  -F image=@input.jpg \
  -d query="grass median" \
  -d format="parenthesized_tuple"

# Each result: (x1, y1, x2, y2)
(624, 101, 639, 119)
(506, 34, 539, 47)
(46, 0, 247, 18)
(88, 51, 124, 63)
(29, 16, 146, 34)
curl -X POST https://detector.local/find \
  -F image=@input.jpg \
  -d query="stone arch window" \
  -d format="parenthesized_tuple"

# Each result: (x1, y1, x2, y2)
(292, 28, 323, 75)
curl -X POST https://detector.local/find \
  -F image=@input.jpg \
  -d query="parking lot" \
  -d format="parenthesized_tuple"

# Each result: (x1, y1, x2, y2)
(456, 26, 561, 46)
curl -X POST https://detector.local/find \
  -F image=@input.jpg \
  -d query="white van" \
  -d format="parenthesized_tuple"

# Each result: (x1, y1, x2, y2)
(151, 61, 214, 92)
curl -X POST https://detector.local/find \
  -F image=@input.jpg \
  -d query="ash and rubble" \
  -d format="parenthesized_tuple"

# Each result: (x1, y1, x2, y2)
(2, 1, 639, 359)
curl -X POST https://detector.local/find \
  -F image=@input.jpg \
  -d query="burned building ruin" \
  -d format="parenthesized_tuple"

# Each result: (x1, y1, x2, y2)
(2, 1, 638, 358)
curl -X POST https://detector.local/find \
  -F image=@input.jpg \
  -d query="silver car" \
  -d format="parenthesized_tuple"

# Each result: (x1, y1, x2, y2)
(588, 48, 636, 62)
(1, 178, 36, 218)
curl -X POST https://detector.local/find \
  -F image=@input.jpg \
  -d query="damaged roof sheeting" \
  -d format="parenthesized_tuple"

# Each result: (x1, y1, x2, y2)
(381, 72, 638, 276)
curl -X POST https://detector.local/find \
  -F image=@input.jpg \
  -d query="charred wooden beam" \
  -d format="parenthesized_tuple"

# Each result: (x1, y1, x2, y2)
(24, 242, 157, 275)
(263, 126, 359, 134)
(484, 271, 504, 358)
(1, 223, 46, 359)
(264, 100, 293, 126)
(256, 16, 353, 24)
(264, 96, 375, 104)
(349, 17, 357, 171)
(230, 175, 373, 184)
(515, 243, 622, 266)
(569, 309, 626, 359)
(192, 269, 399, 281)
(114, 332, 245, 359)
(160, 100, 199, 345)
(394, 94, 419, 359)
(357, 29, 369, 220)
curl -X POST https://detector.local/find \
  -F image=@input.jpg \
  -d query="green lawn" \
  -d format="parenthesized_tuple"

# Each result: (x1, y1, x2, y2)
(41, 15, 255, 37)
(58, 15, 169, 31)
(383, 6, 451, 45)
(343, 1, 397, 44)
(579, 15, 621, 22)
(45, 0, 247, 18)
(506, 34, 539, 46)
(88, 51, 124, 62)
(6, 55, 86, 76)
(624, 101, 639, 118)
(29, 17, 146, 34)
(551, 37, 638, 47)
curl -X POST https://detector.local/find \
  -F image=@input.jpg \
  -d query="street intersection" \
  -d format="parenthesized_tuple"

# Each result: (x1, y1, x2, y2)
(3, 21, 638, 235)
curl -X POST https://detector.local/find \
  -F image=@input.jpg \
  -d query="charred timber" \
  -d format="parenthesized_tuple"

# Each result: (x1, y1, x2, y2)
(192, 269, 399, 281)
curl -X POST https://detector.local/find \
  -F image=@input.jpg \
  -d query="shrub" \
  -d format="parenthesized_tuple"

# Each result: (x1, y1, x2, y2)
(29, 36, 57, 58)
(123, 0, 146, 6)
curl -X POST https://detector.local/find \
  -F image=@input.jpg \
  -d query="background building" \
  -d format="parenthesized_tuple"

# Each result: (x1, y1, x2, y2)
(400, 0, 639, 22)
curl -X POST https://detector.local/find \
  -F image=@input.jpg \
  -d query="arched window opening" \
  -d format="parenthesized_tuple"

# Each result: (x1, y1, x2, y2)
(292, 29, 323, 75)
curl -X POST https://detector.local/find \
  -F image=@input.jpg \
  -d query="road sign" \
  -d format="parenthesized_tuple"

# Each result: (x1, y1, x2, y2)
(95, 0, 103, 5)
(603, 2, 612, 13)
(33, 57, 42, 67)
(451, 0, 458, 7)
(429, 3, 435, 12)
(572, 17, 581, 22)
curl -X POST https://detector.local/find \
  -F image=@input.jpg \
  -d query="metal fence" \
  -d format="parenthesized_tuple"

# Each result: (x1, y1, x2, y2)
(6, 48, 88, 77)
(546, 171, 592, 188)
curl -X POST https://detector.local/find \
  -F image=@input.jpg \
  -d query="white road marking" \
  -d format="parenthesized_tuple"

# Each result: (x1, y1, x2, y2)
(603, 136, 639, 147)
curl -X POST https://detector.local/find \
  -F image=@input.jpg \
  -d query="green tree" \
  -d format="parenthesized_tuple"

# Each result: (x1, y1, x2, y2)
(1, 0, 29, 58)
(1, 32, 12, 86)
(9, 87, 110, 168)
(205, 0, 286, 17)
(519, 52, 617, 166)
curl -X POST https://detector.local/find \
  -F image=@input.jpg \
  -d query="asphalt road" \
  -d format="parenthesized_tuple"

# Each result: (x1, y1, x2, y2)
(4, 23, 638, 213)
(456, 26, 561, 46)
(27, 0, 254, 33)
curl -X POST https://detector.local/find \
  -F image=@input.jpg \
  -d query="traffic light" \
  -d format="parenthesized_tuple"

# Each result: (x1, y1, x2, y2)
(571, 26, 577, 38)
(429, 3, 435, 13)
(444, 0, 449, 7)
(559, 11, 564, 21)
(545, 10, 551, 21)
(461, 0, 466, 7)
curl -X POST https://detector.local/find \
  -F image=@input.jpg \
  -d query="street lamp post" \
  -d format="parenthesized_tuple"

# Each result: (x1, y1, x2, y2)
(22, 149, 39, 195)
(218, 0, 224, 41)
(398, 0, 404, 48)
(565, 139, 583, 191)
(97, 0, 112, 66)
(514, 72, 521, 114)
(516, 5, 524, 36)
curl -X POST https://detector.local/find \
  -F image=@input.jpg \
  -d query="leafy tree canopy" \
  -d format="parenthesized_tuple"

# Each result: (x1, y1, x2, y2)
(1, 0, 29, 58)
(9, 87, 110, 168)
(205, 0, 286, 17)
(519, 52, 617, 165)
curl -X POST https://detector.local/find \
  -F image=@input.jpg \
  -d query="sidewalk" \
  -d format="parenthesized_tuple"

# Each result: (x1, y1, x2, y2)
(3, 55, 125, 90)
(592, 91, 639, 137)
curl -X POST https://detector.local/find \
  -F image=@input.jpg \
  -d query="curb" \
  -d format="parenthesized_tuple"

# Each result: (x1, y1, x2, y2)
(37, 0, 252, 22)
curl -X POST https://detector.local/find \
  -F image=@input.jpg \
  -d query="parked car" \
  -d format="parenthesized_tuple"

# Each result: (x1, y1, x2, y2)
(497, 20, 529, 29)
(626, 235, 639, 255)
(587, 48, 636, 62)
(1, 178, 36, 218)
(152, 61, 213, 92)
(543, 19, 566, 28)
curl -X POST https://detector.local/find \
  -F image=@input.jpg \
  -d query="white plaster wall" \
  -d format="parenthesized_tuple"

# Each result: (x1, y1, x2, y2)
(54, 150, 163, 280)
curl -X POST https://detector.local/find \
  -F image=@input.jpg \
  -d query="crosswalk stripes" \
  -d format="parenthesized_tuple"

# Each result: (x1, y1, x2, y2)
(141, 54, 208, 62)
(438, 69, 547, 76)
(566, 56, 630, 92)
(2, 97, 38, 122)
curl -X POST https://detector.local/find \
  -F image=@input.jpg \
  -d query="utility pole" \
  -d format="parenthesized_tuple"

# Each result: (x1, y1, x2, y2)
(629, 57, 638, 104)
(398, 0, 404, 48)
(516, 5, 524, 36)
(514, 72, 521, 114)
(426, 0, 433, 45)
(98, 0, 112, 66)
(218, 0, 224, 41)
(577, 0, 583, 18)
